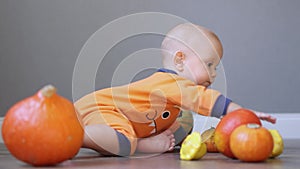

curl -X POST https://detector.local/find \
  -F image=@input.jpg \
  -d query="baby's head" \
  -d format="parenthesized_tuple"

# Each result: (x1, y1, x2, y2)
(161, 23, 223, 87)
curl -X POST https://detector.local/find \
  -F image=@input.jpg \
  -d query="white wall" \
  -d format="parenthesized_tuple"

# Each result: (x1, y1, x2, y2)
(1, 0, 300, 117)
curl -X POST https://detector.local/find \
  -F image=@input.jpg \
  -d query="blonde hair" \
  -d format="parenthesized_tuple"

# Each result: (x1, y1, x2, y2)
(161, 23, 223, 65)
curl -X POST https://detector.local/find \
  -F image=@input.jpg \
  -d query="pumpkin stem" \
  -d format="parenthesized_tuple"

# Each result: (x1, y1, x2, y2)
(247, 123, 261, 129)
(40, 85, 57, 98)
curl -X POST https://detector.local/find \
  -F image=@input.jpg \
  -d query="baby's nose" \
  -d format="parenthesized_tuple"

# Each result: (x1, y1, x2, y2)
(211, 71, 217, 78)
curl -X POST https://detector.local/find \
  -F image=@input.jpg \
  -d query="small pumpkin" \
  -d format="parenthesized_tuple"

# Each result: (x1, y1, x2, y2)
(230, 124, 273, 162)
(214, 109, 261, 158)
(202, 127, 218, 153)
(2, 85, 84, 166)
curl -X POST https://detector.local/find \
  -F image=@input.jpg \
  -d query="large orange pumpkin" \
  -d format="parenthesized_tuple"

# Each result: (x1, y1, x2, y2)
(214, 109, 261, 158)
(2, 85, 84, 166)
(230, 124, 273, 162)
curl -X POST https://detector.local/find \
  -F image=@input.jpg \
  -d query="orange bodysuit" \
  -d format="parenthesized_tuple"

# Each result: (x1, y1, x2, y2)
(74, 68, 231, 155)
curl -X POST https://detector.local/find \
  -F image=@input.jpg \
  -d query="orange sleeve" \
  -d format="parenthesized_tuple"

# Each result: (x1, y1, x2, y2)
(170, 77, 232, 117)
(169, 77, 221, 116)
(138, 72, 222, 117)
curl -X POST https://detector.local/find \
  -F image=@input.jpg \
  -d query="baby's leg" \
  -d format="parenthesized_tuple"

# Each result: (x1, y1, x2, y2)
(173, 110, 194, 145)
(136, 111, 194, 153)
(136, 129, 175, 153)
(82, 124, 131, 156)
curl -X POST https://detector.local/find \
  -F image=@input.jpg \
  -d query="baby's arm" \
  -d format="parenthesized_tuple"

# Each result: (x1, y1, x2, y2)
(226, 102, 277, 124)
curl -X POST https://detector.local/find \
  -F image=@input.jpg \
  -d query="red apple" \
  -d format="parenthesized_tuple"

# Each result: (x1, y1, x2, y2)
(214, 109, 261, 158)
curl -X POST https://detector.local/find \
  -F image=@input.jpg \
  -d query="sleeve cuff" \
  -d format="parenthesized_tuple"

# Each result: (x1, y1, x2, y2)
(210, 95, 232, 118)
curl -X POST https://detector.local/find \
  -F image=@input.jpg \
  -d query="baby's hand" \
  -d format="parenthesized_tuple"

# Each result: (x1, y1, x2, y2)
(254, 111, 277, 124)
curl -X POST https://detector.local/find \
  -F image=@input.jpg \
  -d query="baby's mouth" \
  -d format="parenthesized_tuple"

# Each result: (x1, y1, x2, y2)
(202, 81, 211, 87)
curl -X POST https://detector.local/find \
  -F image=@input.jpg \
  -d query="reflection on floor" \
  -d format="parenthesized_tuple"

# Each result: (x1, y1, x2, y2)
(0, 140, 299, 169)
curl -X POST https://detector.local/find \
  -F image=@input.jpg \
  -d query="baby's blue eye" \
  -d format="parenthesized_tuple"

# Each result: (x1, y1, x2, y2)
(208, 63, 217, 71)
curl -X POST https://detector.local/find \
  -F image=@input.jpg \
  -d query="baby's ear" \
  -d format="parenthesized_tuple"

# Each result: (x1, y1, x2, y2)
(174, 51, 185, 72)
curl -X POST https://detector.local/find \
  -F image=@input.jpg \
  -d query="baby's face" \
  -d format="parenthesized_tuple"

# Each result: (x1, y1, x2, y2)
(182, 46, 220, 87)
(162, 23, 223, 87)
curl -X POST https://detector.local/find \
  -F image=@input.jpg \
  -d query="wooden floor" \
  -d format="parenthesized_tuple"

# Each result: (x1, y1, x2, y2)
(0, 140, 299, 169)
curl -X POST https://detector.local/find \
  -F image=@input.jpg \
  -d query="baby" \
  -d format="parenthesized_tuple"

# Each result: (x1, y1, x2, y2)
(74, 23, 276, 156)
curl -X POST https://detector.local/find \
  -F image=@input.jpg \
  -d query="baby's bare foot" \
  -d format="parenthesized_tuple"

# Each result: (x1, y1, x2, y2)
(136, 129, 175, 153)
